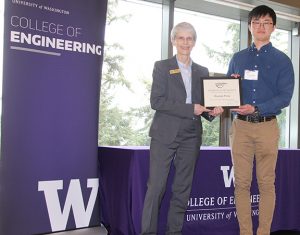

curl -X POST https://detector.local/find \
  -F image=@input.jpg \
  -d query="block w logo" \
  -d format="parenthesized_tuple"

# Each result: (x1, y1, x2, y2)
(220, 166, 235, 188)
(38, 178, 99, 232)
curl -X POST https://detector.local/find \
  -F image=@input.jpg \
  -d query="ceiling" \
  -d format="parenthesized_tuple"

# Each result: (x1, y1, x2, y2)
(146, 0, 300, 30)
(270, 0, 300, 9)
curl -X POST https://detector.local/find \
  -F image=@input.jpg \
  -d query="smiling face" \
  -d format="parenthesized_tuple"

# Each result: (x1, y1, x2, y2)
(172, 29, 195, 57)
(249, 14, 275, 46)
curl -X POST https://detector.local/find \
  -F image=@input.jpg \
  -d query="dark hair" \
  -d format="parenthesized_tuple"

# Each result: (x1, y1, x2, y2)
(248, 5, 276, 25)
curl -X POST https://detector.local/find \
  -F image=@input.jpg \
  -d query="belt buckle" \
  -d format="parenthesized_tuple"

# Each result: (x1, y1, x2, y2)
(251, 113, 260, 123)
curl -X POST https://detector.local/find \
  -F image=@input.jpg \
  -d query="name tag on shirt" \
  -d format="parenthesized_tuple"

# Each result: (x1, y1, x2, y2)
(244, 70, 258, 80)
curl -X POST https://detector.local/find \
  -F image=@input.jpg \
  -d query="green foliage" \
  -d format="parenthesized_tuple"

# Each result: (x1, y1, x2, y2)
(203, 23, 240, 67)
(98, 105, 132, 145)
(126, 78, 154, 146)
(99, 0, 133, 146)
(106, 0, 131, 26)
(99, 0, 151, 146)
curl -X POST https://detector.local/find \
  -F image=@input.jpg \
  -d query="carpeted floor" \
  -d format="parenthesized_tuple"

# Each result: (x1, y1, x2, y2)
(43, 226, 107, 235)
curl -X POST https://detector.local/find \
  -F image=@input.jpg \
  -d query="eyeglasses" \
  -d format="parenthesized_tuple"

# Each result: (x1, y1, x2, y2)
(175, 36, 194, 43)
(251, 21, 274, 29)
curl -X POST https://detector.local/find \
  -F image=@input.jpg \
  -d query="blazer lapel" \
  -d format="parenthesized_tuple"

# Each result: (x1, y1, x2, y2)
(169, 56, 186, 96)
(191, 63, 205, 105)
(191, 63, 199, 103)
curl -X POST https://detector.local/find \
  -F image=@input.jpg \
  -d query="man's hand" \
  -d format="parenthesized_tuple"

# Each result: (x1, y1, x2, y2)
(231, 104, 255, 115)
(231, 73, 241, 78)
(229, 74, 256, 115)
(194, 104, 211, 115)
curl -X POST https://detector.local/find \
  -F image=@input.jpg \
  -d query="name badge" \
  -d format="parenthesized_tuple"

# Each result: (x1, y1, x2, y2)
(244, 70, 258, 80)
(169, 68, 181, 74)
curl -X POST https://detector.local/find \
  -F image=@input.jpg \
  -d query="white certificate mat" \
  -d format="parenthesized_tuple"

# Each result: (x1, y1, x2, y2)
(202, 77, 242, 108)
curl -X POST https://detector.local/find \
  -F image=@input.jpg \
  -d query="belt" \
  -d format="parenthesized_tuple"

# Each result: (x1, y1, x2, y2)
(236, 114, 276, 123)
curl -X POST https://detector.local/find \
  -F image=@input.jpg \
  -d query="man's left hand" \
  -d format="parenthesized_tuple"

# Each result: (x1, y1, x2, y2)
(231, 104, 255, 115)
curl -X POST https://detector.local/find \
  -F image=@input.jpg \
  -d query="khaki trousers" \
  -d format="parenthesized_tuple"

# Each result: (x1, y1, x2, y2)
(229, 119, 280, 235)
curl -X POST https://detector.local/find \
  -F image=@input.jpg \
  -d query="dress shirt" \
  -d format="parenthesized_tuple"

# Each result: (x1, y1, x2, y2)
(177, 57, 192, 104)
(227, 42, 294, 116)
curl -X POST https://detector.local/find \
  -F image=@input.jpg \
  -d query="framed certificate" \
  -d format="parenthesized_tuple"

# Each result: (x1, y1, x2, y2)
(201, 76, 242, 108)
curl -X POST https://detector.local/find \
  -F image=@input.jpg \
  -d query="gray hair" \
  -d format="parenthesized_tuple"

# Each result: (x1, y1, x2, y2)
(170, 22, 197, 42)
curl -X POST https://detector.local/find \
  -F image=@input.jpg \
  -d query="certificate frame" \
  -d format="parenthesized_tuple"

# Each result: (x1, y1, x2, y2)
(201, 76, 242, 108)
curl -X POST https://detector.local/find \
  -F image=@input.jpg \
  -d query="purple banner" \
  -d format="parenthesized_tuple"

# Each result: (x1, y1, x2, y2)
(0, 1, 107, 234)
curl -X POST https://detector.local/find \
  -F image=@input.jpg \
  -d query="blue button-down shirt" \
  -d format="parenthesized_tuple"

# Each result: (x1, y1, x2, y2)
(177, 57, 192, 104)
(227, 42, 294, 116)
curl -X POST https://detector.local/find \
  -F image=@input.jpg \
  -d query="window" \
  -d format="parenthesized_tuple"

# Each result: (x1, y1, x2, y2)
(271, 28, 291, 148)
(174, 8, 240, 146)
(99, 0, 298, 148)
(99, 0, 162, 146)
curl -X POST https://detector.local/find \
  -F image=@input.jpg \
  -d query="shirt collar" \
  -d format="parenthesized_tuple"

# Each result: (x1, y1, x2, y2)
(249, 42, 273, 52)
(176, 55, 192, 69)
